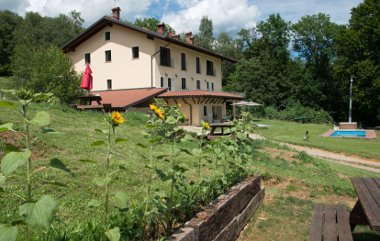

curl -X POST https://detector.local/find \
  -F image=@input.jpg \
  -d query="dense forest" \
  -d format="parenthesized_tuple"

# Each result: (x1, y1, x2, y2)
(0, 0, 379, 125)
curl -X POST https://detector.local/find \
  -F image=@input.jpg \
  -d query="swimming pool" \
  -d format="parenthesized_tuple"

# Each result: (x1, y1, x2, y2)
(322, 129, 376, 139)
(330, 130, 366, 137)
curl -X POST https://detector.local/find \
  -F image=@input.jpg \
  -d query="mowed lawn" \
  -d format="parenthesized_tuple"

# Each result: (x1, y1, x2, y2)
(1, 91, 380, 240)
(253, 119, 380, 160)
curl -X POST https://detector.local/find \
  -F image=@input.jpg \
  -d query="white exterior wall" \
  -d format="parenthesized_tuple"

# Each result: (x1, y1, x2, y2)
(67, 25, 222, 92)
(153, 39, 222, 91)
(68, 25, 155, 90)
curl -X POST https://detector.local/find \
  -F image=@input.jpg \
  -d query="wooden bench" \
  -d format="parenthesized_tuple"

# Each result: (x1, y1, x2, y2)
(309, 204, 353, 241)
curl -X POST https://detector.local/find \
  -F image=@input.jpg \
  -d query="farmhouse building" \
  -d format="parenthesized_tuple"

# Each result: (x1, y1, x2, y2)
(62, 7, 243, 125)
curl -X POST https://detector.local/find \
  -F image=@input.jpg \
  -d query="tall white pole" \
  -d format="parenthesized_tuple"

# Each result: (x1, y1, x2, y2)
(349, 77, 353, 123)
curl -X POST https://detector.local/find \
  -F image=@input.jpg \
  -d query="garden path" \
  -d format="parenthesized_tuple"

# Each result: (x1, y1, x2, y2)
(182, 126, 380, 173)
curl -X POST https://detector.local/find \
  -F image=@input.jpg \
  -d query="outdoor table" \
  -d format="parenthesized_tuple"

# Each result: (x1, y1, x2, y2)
(350, 177, 380, 232)
(78, 95, 102, 105)
(207, 123, 234, 140)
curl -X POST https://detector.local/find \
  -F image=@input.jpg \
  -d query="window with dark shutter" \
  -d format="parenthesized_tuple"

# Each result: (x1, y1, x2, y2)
(105, 32, 110, 41)
(203, 106, 207, 116)
(160, 47, 171, 67)
(107, 79, 112, 90)
(85, 53, 91, 64)
(181, 53, 186, 71)
(196, 80, 201, 90)
(206, 81, 210, 90)
(168, 78, 172, 91)
(160, 77, 164, 87)
(132, 46, 139, 59)
(181, 78, 186, 89)
(105, 50, 111, 62)
(206, 60, 214, 76)
(211, 82, 214, 91)
(196, 57, 200, 73)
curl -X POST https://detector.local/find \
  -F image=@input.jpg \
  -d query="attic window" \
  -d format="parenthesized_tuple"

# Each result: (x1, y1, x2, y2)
(85, 53, 91, 64)
(132, 46, 139, 59)
(105, 32, 110, 41)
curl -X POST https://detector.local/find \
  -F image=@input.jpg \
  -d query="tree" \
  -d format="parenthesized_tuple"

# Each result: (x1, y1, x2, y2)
(292, 13, 343, 112)
(194, 16, 214, 50)
(13, 11, 83, 48)
(134, 17, 174, 34)
(227, 14, 294, 108)
(0, 10, 22, 76)
(10, 45, 81, 103)
(214, 32, 243, 86)
(335, 0, 380, 125)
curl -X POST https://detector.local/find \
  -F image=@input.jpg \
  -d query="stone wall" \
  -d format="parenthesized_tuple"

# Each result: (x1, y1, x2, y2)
(168, 175, 265, 241)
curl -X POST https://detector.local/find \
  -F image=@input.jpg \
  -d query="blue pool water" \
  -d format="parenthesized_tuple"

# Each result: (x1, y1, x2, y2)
(330, 130, 366, 137)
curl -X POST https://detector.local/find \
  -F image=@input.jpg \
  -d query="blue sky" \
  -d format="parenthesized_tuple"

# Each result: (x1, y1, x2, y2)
(0, 0, 363, 35)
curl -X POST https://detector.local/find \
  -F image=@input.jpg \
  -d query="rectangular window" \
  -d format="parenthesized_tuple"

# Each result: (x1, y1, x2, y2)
(160, 47, 171, 67)
(105, 31, 110, 41)
(181, 53, 186, 71)
(203, 106, 207, 116)
(196, 57, 201, 74)
(105, 50, 111, 62)
(160, 77, 164, 88)
(206, 81, 210, 91)
(107, 79, 112, 90)
(196, 80, 201, 90)
(132, 46, 139, 59)
(168, 78, 172, 91)
(181, 78, 186, 90)
(206, 60, 214, 76)
(85, 53, 91, 64)
(211, 82, 214, 91)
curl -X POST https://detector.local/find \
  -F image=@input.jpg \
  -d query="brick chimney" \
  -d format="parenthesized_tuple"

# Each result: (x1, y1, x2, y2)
(185, 32, 193, 45)
(157, 23, 165, 35)
(112, 7, 121, 20)
(173, 34, 180, 41)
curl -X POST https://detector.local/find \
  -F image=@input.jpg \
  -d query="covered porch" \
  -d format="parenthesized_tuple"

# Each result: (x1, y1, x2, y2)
(159, 90, 243, 126)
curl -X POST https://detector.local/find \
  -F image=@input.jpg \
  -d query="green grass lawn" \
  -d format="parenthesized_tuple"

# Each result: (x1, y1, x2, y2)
(1, 98, 380, 240)
(252, 119, 380, 159)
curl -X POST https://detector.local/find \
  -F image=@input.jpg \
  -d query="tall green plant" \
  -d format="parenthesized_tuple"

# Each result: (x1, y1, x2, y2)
(0, 89, 70, 241)
(85, 111, 127, 241)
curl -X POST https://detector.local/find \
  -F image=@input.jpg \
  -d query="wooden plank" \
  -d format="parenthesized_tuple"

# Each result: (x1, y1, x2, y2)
(336, 205, 354, 241)
(309, 204, 323, 241)
(362, 178, 380, 231)
(352, 178, 380, 231)
(323, 205, 337, 241)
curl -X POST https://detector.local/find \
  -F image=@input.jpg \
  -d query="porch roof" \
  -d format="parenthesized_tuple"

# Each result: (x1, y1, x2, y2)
(158, 90, 243, 100)
(92, 88, 167, 108)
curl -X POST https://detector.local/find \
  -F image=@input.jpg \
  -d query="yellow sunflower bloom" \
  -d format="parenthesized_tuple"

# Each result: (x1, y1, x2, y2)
(149, 103, 158, 111)
(203, 121, 210, 130)
(154, 108, 165, 120)
(111, 111, 124, 125)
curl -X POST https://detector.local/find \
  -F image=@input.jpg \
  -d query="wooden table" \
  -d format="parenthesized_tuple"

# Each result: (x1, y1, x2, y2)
(207, 123, 234, 140)
(350, 177, 380, 232)
(78, 95, 102, 105)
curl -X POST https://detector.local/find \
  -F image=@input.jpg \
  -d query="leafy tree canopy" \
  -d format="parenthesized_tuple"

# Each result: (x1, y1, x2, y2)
(10, 45, 82, 103)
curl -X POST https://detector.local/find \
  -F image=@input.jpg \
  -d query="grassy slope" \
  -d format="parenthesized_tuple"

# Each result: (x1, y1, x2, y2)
(239, 142, 380, 241)
(0, 103, 200, 229)
(253, 119, 380, 159)
(1, 95, 379, 240)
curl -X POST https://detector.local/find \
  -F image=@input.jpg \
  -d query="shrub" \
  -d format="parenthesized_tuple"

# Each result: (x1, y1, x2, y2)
(10, 44, 82, 104)
(264, 104, 333, 123)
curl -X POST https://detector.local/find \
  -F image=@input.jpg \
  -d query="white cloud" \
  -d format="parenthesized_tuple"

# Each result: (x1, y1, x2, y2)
(253, 0, 362, 24)
(161, 0, 259, 35)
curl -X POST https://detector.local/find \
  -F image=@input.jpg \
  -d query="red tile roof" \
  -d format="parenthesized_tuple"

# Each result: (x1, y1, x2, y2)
(159, 90, 243, 100)
(92, 88, 167, 108)
(62, 16, 236, 63)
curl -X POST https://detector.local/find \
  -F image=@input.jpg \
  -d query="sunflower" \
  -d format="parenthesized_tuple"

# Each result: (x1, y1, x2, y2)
(111, 111, 124, 125)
